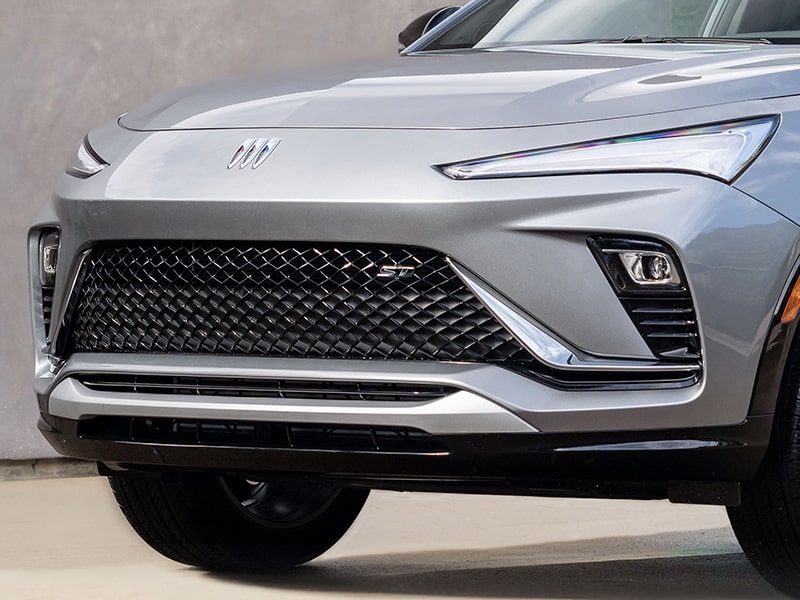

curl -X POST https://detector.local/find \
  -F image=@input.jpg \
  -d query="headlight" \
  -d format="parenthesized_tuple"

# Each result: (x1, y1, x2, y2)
(65, 135, 108, 179)
(436, 117, 779, 183)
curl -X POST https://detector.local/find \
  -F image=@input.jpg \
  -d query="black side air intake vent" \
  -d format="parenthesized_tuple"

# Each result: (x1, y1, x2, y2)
(588, 237, 701, 364)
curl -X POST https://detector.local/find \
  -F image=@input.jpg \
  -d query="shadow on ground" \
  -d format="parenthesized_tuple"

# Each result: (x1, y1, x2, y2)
(206, 530, 781, 599)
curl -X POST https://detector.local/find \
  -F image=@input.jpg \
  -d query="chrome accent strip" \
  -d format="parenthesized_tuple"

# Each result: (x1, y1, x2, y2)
(555, 440, 721, 452)
(238, 138, 265, 169)
(252, 138, 281, 169)
(602, 249, 682, 286)
(227, 138, 255, 169)
(42, 245, 58, 278)
(47, 249, 91, 358)
(227, 138, 281, 170)
(41, 354, 708, 433)
(446, 258, 700, 373)
(48, 378, 538, 436)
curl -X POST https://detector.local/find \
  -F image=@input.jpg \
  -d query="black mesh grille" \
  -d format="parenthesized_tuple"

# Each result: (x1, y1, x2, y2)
(69, 243, 534, 366)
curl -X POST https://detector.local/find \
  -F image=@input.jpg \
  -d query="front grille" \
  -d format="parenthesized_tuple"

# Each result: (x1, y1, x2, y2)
(68, 243, 534, 366)
(78, 417, 450, 454)
(77, 375, 457, 403)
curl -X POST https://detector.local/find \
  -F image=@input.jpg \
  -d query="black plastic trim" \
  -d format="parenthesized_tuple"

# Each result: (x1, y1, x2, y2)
(76, 374, 458, 403)
(40, 413, 771, 504)
(747, 255, 800, 417)
(587, 235, 702, 365)
(78, 416, 450, 455)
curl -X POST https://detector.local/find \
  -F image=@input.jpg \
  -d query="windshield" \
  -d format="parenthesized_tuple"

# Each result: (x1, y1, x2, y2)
(417, 0, 800, 50)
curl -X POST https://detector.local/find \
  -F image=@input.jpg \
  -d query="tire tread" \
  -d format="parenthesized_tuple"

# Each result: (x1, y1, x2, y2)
(729, 343, 800, 596)
(108, 473, 368, 571)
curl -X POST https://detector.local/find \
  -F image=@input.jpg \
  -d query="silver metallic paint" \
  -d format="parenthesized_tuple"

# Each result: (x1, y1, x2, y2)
(30, 45, 800, 438)
(119, 48, 800, 131)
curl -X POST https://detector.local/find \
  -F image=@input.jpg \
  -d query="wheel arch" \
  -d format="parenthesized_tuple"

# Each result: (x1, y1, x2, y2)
(749, 255, 800, 419)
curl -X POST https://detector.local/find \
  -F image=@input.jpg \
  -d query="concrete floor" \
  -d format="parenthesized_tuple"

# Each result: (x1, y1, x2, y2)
(0, 476, 781, 599)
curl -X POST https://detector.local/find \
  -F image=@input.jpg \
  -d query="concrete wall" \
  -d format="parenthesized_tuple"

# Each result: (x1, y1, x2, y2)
(0, 0, 452, 459)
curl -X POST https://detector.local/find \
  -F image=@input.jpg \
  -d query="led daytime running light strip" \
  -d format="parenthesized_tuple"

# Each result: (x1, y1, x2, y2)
(437, 116, 779, 183)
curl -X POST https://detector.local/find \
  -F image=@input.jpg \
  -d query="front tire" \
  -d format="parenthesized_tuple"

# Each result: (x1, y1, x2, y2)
(728, 343, 800, 597)
(108, 472, 369, 571)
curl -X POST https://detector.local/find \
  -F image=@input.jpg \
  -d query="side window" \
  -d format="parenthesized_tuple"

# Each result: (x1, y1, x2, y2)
(708, 0, 800, 38)
(730, 0, 800, 35)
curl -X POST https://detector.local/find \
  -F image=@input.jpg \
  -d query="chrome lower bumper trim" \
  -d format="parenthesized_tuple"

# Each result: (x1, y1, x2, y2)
(48, 377, 538, 436)
(39, 354, 710, 434)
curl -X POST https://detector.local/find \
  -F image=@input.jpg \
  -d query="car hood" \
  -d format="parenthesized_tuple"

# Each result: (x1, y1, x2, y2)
(120, 45, 800, 131)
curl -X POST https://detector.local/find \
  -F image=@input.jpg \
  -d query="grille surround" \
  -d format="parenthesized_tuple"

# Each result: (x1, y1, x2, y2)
(68, 243, 535, 367)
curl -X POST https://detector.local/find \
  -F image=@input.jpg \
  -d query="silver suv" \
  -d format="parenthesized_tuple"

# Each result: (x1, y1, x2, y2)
(28, 0, 800, 594)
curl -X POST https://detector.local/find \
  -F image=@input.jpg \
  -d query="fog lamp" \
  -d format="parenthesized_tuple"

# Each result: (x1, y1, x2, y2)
(40, 230, 60, 287)
(587, 237, 687, 294)
(616, 251, 680, 286)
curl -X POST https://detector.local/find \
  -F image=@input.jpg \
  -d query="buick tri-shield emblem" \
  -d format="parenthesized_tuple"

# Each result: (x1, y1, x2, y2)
(227, 138, 281, 169)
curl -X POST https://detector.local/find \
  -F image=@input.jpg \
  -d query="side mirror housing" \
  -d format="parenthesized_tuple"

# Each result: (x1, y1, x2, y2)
(398, 6, 461, 52)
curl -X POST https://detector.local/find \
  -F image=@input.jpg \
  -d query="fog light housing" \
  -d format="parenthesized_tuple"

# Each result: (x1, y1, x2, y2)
(38, 229, 60, 340)
(614, 251, 681, 287)
(40, 230, 60, 287)
(588, 236, 700, 364)
(588, 238, 686, 293)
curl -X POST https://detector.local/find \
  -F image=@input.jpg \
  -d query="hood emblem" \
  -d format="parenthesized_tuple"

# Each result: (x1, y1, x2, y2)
(227, 138, 281, 170)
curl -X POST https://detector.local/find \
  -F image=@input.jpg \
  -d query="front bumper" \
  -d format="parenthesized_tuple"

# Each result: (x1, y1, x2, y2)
(38, 410, 772, 505)
(29, 109, 800, 486)
(36, 352, 775, 496)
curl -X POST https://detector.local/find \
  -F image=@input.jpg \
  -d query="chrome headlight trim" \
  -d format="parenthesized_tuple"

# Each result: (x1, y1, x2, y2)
(436, 116, 780, 183)
(65, 135, 108, 179)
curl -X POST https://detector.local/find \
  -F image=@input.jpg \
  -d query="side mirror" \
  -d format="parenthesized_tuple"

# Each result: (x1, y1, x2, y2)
(398, 6, 461, 52)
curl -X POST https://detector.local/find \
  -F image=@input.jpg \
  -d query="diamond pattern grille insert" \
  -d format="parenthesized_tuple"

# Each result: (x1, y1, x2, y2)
(69, 243, 534, 366)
